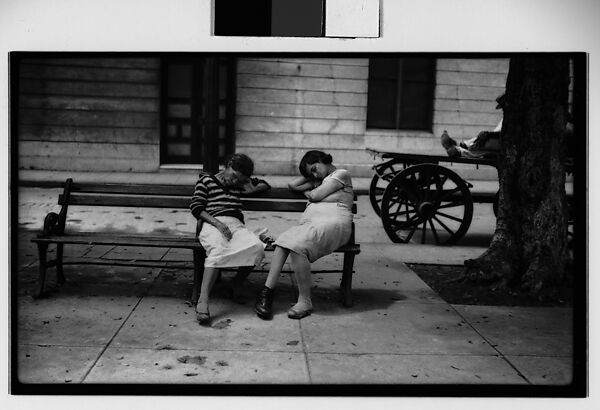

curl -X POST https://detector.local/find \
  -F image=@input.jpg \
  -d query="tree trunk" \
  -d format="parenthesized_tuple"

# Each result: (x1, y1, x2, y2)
(465, 56, 571, 297)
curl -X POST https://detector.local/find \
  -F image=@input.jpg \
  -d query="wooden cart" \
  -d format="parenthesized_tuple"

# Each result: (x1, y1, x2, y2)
(366, 148, 500, 246)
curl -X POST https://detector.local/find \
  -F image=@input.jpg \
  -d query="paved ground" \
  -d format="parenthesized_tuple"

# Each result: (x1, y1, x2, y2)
(12, 178, 575, 389)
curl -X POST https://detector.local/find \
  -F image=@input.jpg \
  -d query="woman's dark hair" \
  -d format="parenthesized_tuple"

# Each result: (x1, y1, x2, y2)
(226, 153, 254, 177)
(299, 150, 333, 179)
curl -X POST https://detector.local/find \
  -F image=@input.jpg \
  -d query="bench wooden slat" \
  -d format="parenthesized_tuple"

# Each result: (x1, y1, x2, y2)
(31, 232, 360, 254)
(243, 189, 358, 201)
(70, 183, 193, 196)
(59, 194, 309, 212)
(246, 201, 357, 214)
(50, 232, 197, 242)
(68, 183, 357, 201)
(55, 258, 355, 275)
(59, 193, 356, 213)
(69, 184, 308, 198)
(59, 194, 192, 208)
(61, 258, 195, 269)
(242, 200, 308, 212)
(32, 233, 201, 249)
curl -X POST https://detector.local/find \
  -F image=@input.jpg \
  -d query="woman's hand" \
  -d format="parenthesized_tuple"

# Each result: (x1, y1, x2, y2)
(216, 222, 233, 241)
(199, 211, 233, 241)
(303, 191, 312, 201)
(242, 178, 271, 195)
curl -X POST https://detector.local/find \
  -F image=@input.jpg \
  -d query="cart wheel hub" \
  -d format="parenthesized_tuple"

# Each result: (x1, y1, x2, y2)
(418, 202, 435, 218)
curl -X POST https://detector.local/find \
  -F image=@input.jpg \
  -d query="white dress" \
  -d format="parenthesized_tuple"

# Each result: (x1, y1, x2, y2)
(274, 170, 354, 263)
(198, 216, 265, 268)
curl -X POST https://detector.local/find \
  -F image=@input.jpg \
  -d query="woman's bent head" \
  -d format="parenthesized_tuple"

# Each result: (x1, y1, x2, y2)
(299, 150, 334, 181)
(222, 153, 253, 187)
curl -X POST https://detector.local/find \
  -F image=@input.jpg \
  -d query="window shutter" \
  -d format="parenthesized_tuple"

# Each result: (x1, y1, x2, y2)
(398, 58, 435, 130)
(367, 58, 435, 131)
(367, 58, 399, 129)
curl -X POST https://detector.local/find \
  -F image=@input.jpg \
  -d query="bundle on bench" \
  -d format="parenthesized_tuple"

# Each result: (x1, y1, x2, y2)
(31, 179, 360, 306)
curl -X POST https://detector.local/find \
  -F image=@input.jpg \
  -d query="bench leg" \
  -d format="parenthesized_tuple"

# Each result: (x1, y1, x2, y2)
(56, 244, 66, 285)
(36, 243, 49, 298)
(192, 250, 205, 304)
(341, 252, 355, 307)
(233, 266, 253, 283)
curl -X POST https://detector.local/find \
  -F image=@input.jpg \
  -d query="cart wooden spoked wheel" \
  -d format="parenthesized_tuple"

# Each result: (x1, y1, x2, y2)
(369, 159, 406, 217)
(380, 164, 474, 245)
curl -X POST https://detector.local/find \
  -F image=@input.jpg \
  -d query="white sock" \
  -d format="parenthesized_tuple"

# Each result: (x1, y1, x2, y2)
(291, 295, 312, 311)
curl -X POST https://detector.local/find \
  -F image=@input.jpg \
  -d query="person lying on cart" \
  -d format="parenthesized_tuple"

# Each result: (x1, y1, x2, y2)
(440, 94, 505, 159)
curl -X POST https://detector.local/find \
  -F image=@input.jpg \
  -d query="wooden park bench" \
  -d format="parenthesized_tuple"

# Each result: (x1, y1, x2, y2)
(31, 179, 361, 306)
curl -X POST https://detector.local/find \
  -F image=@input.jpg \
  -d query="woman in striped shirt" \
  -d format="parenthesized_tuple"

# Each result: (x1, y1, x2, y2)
(190, 153, 267, 326)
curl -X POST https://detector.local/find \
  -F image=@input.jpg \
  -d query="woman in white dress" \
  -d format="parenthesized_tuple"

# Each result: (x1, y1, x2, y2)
(190, 153, 267, 326)
(254, 150, 354, 320)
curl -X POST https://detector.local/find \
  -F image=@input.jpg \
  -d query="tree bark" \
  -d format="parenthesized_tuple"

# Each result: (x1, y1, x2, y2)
(465, 56, 571, 297)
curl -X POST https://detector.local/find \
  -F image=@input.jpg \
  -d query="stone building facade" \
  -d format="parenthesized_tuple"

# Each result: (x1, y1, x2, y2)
(17, 56, 508, 180)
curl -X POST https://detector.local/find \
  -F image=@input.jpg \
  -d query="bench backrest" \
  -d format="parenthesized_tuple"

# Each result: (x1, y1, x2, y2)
(57, 179, 358, 214)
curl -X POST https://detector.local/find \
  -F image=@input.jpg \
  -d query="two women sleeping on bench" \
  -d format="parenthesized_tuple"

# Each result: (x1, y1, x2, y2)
(190, 151, 354, 325)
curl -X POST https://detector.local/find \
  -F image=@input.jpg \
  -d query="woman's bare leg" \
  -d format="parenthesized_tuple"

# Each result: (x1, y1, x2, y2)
(288, 251, 313, 318)
(265, 246, 290, 289)
(196, 267, 220, 324)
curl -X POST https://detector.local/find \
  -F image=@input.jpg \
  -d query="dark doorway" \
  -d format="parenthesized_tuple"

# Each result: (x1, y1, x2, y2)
(160, 56, 237, 172)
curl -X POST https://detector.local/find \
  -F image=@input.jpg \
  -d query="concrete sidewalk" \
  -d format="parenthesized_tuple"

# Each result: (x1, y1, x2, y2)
(14, 186, 574, 387)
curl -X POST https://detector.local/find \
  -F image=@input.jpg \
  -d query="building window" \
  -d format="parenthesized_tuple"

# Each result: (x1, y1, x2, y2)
(160, 56, 236, 171)
(366, 58, 436, 131)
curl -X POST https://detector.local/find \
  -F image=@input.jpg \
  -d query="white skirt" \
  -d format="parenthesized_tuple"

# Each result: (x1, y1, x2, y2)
(274, 202, 353, 263)
(198, 216, 265, 268)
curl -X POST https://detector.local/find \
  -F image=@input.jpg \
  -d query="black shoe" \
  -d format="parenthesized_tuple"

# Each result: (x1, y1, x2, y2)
(255, 286, 274, 320)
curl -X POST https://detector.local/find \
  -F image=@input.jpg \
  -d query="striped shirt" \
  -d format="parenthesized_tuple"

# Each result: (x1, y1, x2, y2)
(190, 173, 244, 222)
